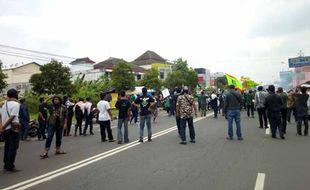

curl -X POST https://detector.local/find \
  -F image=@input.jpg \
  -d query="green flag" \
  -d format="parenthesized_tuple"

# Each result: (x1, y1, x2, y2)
(225, 73, 243, 90)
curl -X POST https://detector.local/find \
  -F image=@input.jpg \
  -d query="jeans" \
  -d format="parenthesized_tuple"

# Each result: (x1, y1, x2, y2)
(287, 107, 297, 123)
(3, 130, 19, 171)
(83, 114, 93, 135)
(176, 116, 181, 135)
(227, 109, 242, 138)
(20, 120, 29, 140)
(268, 113, 284, 138)
(257, 107, 268, 128)
(130, 107, 138, 123)
(297, 114, 309, 135)
(99, 120, 114, 141)
(139, 114, 152, 140)
(38, 120, 47, 139)
(45, 125, 64, 150)
(180, 117, 195, 141)
(117, 118, 129, 142)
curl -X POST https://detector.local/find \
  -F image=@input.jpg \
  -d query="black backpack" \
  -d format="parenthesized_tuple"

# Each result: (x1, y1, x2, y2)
(75, 105, 83, 119)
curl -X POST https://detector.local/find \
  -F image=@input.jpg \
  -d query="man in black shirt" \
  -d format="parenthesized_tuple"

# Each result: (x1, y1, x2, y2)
(38, 97, 48, 140)
(134, 87, 155, 143)
(115, 91, 131, 144)
(295, 87, 309, 136)
(264, 85, 285, 139)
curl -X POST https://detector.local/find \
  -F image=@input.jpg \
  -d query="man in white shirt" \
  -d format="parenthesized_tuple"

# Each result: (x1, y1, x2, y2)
(74, 98, 85, 136)
(83, 97, 94, 135)
(97, 93, 115, 142)
(0, 89, 21, 172)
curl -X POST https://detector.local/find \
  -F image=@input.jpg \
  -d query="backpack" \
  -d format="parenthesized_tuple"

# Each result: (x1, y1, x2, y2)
(75, 105, 83, 119)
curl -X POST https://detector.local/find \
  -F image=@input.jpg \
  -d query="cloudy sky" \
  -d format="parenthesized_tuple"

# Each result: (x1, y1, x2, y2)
(0, 0, 309, 84)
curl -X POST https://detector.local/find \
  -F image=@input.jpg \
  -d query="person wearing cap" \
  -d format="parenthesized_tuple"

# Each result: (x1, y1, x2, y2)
(295, 86, 309, 136)
(0, 89, 21, 172)
(223, 85, 243, 140)
(277, 87, 288, 134)
(264, 85, 285, 139)
(255, 86, 268, 129)
(176, 86, 197, 144)
(134, 87, 155, 143)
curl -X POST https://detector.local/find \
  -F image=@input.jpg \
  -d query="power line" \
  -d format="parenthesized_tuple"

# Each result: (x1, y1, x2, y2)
(0, 51, 72, 64)
(0, 51, 51, 62)
(0, 44, 76, 60)
(0, 49, 67, 61)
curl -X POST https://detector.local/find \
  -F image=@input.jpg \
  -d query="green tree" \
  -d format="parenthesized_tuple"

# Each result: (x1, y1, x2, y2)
(140, 68, 162, 91)
(164, 58, 198, 90)
(29, 60, 73, 95)
(216, 76, 228, 91)
(0, 61, 8, 92)
(110, 61, 135, 92)
(72, 74, 111, 103)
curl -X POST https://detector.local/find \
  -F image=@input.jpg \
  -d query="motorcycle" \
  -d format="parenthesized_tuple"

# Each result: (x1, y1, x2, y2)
(28, 120, 39, 138)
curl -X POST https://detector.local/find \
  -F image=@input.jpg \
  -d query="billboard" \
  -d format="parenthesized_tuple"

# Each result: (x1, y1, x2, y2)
(288, 56, 310, 68)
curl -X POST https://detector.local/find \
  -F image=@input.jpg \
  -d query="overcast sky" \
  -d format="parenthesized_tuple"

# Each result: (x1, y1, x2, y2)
(0, 0, 310, 84)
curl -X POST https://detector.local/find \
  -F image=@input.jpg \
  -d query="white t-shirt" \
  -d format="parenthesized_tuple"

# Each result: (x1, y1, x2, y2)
(1, 100, 20, 130)
(97, 100, 111, 121)
(85, 102, 92, 115)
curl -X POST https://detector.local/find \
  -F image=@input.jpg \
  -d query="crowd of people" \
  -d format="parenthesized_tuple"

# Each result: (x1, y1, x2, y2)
(0, 84, 309, 172)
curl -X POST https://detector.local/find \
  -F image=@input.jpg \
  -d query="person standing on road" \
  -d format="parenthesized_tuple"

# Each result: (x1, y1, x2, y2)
(264, 85, 285, 139)
(134, 87, 155, 143)
(83, 97, 94, 136)
(287, 90, 297, 123)
(19, 98, 30, 141)
(176, 86, 197, 145)
(151, 92, 159, 123)
(211, 91, 218, 119)
(245, 90, 255, 118)
(277, 87, 288, 134)
(63, 96, 75, 136)
(295, 87, 309, 136)
(223, 85, 243, 140)
(255, 86, 268, 129)
(40, 96, 68, 159)
(38, 97, 48, 141)
(115, 91, 131, 144)
(97, 92, 115, 142)
(200, 91, 208, 117)
(172, 88, 182, 136)
(130, 94, 138, 124)
(74, 98, 85, 136)
(0, 89, 21, 172)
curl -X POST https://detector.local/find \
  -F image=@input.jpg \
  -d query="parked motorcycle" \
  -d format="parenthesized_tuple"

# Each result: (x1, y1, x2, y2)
(28, 120, 39, 138)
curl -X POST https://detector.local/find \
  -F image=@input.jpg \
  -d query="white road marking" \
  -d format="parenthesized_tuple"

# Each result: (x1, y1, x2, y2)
(3, 116, 208, 190)
(265, 125, 270, 135)
(254, 173, 266, 190)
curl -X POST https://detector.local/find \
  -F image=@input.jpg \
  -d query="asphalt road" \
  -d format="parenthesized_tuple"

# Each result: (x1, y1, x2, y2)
(1, 110, 310, 190)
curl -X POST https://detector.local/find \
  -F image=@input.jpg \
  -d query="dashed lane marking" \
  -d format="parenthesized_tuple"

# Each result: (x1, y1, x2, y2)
(254, 173, 266, 190)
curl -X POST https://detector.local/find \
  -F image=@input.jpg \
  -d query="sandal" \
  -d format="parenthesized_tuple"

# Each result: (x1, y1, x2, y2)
(40, 152, 48, 159)
(55, 150, 66, 155)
